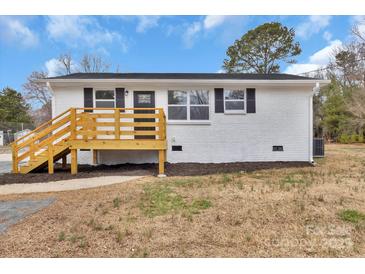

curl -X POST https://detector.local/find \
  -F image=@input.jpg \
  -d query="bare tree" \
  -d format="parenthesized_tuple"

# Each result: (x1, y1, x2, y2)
(328, 42, 365, 88)
(22, 52, 113, 125)
(22, 71, 52, 125)
(347, 88, 365, 133)
(352, 21, 365, 42)
(58, 53, 73, 74)
(80, 54, 110, 73)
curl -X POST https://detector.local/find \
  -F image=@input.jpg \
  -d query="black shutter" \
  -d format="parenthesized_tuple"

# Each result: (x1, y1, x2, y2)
(84, 87, 93, 112)
(214, 88, 224, 113)
(115, 88, 125, 111)
(246, 88, 256, 113)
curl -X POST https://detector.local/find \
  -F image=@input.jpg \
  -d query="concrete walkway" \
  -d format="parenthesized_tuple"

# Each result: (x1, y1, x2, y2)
(0, 175, 143, 195)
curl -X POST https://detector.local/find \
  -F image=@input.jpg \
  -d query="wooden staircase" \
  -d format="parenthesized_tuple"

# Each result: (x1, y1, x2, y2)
(12, 108, 167, 175)
(19, 141, 70, 174)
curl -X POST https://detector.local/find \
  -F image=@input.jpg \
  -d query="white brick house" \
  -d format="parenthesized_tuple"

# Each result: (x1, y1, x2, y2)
(42, 73, 329, 165)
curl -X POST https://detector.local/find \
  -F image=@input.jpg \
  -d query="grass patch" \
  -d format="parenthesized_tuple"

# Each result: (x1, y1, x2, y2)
(58, 231, 65, 242)
(139, 184, 212, 218)
(221, 174, 232, 184)
(170, 178, 203, 188)
(140, 185, 186, 217)
(69, 234, 85, 244)
(113, 197, 121, 208)
(280, 174, 306, 185)
(190, 199, 212, 214)
(88, 218, 103, 231)
(339, 209, 365, 223)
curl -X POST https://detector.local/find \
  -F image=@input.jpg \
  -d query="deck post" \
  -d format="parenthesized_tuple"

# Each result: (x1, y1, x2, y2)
(70, 108, 76, 140)
(92, 149, 98, 165)
(92, 115, 98, 165)
(48, 145, 54, 174)
(158, 149, 165, 176)
(115, 108, 120, 139)
(12, 143, 18, 174)
(62, 155, 67, 169)
(71, 149, 78, 174)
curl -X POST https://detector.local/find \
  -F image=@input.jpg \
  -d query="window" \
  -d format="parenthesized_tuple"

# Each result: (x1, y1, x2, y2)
(190, 90, 209, 120)
(224, 89, 245, 113)
(168, 90, 187, 120)
(137, 94, 152, 104)
(168, 90, 209, 121)
(95, 90, 115, 108)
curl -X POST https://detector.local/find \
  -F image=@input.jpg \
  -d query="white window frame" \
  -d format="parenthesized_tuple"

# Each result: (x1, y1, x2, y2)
(94, 88, 116, 108)
(167, 90, 210, 122)
(224, 89, 246, 114)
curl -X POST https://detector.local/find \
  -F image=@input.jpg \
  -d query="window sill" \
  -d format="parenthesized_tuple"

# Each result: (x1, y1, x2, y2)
(224, 111, 247, 115)
(167, 120, 211, 125)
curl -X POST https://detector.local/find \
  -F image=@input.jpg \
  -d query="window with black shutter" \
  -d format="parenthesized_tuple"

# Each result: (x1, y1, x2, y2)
(84, 87, 93, 112)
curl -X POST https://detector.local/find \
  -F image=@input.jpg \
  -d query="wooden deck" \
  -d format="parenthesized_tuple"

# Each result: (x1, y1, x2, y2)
(11, 107, 167, 175)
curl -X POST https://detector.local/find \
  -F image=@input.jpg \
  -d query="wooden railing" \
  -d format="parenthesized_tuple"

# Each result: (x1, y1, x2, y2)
(12, 108, 73, 173)
(74, 107, 166, 140)
(11, 107, 167, 174)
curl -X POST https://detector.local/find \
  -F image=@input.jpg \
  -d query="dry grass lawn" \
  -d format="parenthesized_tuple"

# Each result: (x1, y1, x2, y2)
(0, 144, 365, 257)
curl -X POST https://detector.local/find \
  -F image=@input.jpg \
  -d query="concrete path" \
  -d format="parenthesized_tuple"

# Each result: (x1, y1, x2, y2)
(0, 198, 55, 234)
(0, 176, 143, 195)
(0, 153, 12, 175)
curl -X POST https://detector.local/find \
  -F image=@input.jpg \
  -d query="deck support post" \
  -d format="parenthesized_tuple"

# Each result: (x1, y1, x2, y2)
(71, 149, 78, 174)
(115, 109, 120, 140)
(92, 149, 98, 165)
(62, 155, 67, 169)
(158, 149, 165, 176)
(48, 145, 54, 174)
(12, 144, 18, 174)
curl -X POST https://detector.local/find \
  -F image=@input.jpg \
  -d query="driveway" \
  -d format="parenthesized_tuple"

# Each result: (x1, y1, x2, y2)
(0, 198, 55, 234)
(0, 153, 12, 175)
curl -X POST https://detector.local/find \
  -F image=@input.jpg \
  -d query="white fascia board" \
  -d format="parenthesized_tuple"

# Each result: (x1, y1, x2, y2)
(40, 78, 331, 87)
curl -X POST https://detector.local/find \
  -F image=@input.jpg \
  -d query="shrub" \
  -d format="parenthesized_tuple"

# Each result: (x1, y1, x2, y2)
(358, 134, 364, 143)
(350, 134, 358, 143)
(338, 134, 350, 144)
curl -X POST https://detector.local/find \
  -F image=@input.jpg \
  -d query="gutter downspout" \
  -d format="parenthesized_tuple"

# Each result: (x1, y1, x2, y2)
(309, 82, 320, 163)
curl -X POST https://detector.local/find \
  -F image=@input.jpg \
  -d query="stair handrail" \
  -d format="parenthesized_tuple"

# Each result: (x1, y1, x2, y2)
(11, 108, 72, 146)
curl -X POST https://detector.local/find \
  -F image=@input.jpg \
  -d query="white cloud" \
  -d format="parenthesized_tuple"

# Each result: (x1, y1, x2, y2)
(284, 63, 322, 75)
(45, 59, 66, 77)
(182, 22, 202, 48)
(285, 39, 343, 75)
(46, 16, 128, 52)
(44, 58, 78, 77)
(136, 16, 160, 33)
(323, 31, 332, 42)
(296, 15, 332, 39)
(203, 16, 227, 30)
(180, 16, 248, 48)
(0, 16, 38, 47)
(309, 39, 342, 65)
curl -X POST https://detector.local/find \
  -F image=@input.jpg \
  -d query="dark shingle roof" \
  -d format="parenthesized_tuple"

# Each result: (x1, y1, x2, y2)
(46, 72, 318, 81)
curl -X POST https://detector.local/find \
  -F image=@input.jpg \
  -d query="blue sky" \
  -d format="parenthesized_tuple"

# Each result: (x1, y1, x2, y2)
(0, 15, 363, 92)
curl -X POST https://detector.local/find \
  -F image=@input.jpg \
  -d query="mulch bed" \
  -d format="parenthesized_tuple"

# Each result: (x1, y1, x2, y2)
(0, 161, 311, 185)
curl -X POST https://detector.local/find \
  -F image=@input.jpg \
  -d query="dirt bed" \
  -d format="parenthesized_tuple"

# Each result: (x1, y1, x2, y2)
(0, 161, 310, 185)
